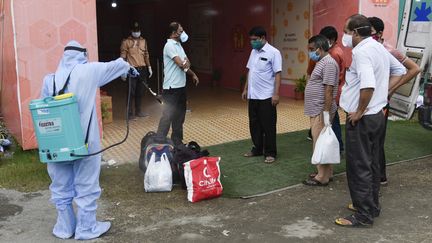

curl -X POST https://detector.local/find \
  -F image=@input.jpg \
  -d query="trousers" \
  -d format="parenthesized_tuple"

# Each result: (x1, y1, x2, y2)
(248, 98, 277, 157)
(345, 112, 385, 224)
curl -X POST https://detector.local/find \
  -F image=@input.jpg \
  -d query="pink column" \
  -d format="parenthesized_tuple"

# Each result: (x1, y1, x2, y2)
(3, 0, 99, 150)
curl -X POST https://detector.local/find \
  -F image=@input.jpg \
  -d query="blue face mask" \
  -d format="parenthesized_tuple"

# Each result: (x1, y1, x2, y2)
(251, 39, 264, 50)
(308, 50, 320, 62)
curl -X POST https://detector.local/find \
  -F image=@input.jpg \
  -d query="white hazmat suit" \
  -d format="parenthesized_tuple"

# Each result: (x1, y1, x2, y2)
(40, 40, 131, 240)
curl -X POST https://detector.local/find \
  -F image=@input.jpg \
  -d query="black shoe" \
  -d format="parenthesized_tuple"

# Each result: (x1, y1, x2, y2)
(136, 112, 149, 118)
(128, 113, 137, 120)
(380, 179, 388, 186)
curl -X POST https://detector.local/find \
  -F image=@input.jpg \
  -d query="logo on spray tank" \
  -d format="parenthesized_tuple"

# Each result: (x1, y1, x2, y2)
(37, 118, 62, 134)
(39, 121, 54, 127)
(37, 108, 50, 115)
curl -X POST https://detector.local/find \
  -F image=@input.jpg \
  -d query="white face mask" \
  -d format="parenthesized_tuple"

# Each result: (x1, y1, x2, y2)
(131, 31, 141, 38)
(342, 33, 353, 48)
(180, 31, 189, 43)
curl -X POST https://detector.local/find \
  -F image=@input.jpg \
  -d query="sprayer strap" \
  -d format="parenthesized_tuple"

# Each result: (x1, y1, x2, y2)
(85, 110, 93, 145)
(52, 68, 76, 96)
(58, 73, 72, 95)
(52, 76, 56, 97)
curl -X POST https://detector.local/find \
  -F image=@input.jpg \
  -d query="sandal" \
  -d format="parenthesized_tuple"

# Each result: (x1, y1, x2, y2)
(302, 178, 328, 187)
(335, 215, 372, 227)
(347, 203, 357, 212)
(264, 156, 275, 163)
(347, 203, 380, 217)
(308, 172, 334, 182)
(243, 151, 261, 157)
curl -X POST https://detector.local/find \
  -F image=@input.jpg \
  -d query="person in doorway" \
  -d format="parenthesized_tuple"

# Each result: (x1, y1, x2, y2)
(335, 14, 405, 227)
(157, 21, 199, 146)
(306, 26, 347, 181)
(120, 21, 153, 119)
(368, 16, 421, 186)
(242, 26, 282, 164)
(302, 35, 339, 186)
(40, 40, 136, 240)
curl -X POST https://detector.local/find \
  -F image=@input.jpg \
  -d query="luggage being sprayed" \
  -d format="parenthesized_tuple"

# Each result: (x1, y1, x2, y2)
(144, 152, 173, 192)
(183, 157, 223, 202)
(138, 131, 174, 173)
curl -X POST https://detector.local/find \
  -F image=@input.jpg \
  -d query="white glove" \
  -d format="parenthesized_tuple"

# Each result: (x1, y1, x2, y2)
(120, 73, 127, 81)
(129, 66, 140, 78)
(323, 111, 331, 127)
(148, 66, 153, 78)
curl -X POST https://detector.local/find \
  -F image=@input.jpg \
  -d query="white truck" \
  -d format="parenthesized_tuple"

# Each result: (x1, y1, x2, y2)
(391, 0, 432, 129)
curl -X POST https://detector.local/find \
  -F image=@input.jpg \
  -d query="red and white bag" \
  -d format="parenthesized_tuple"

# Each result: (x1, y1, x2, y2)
(183, 157, 223, 203)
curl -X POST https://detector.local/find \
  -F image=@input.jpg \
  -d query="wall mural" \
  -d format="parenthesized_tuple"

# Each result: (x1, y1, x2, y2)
(272, 0, 311, 82)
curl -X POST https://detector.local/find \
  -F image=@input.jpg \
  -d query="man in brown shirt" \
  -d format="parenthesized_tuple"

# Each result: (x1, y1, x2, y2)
(120, 22, 153, 119)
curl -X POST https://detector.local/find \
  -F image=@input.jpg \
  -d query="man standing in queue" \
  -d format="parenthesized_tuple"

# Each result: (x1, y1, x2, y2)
(157, 22, 199, 146)
(242, 26, 282, 164)
(335, 14, 406, 227)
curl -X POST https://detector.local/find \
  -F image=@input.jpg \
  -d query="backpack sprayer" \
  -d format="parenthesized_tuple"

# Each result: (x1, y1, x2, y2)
(29, 70, 162, 163)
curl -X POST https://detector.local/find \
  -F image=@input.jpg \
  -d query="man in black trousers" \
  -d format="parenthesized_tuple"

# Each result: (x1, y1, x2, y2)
(242, 26, 282, 164)
(157, 22, 199, 146)
(335, 14, 405, 227)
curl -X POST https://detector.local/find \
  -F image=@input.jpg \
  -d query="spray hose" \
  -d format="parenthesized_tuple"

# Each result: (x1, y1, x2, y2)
(71, 72, 161, 158)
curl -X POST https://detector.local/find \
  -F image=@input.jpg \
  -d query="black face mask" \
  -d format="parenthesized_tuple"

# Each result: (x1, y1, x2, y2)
(64, 46, 88, 57)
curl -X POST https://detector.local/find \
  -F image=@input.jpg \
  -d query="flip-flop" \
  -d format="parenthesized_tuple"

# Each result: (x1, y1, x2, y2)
(302, 178, 328, 186)
(309, 172, 334, 182)
(264, 156, 275, 163)
(348, 203, 357, 212)
(244, 152, 258, 157)
(347, 203, 380, 217)
(335, 215, 372, 228)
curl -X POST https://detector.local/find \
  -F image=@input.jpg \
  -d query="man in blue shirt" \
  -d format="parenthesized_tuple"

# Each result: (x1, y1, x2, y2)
(157, 22, 199, 145)
(242, 26, 282, 163)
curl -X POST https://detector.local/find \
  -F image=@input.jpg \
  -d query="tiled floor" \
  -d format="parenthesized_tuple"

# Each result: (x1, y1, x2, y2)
(101, 86, 312, 164)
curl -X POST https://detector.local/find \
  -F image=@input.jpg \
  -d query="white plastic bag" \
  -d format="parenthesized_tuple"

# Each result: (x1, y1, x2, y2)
(144, 152, 173, 192)
(311, 126, 340, 165)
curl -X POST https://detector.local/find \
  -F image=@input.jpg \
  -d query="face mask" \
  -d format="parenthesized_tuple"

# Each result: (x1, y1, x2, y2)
(308, 50, 320, 62)
(132, 31, 141, 38)
(180, 31, 189, 42)
(251, 39, 264, 50)
(328, 41, 333, 49)
(342, 33, 353, 48)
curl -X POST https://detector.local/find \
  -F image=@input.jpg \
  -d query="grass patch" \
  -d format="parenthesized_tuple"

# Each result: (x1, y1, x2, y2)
(208, 120, 432, 198)
(0, 147, 50, 192)
(1, 120, 431, 197)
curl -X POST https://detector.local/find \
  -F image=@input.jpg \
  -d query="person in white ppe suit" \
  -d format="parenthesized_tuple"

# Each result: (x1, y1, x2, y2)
(40, 40, 137, 240)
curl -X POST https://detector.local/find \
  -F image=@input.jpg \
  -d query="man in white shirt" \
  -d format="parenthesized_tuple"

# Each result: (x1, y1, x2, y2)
(335, 14, 406, 227)
(242, 26, 282, 163)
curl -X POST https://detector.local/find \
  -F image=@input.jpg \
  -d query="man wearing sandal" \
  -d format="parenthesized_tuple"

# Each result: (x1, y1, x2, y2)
(242, 26, 282, 164)
(335, 14, 406, 227)
(302, 35, 339, 187)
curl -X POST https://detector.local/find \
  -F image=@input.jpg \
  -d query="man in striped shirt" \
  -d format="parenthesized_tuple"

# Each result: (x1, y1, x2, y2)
(303, 35, 340, 186)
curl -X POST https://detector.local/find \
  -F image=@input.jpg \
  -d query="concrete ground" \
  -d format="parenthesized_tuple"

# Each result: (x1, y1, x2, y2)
(1, 157, 431, 243)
